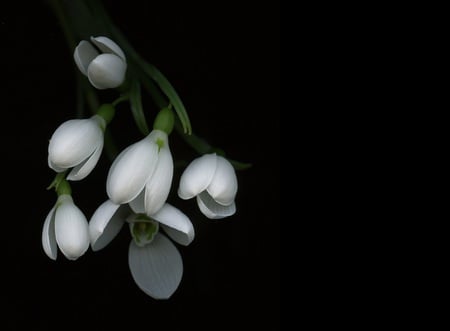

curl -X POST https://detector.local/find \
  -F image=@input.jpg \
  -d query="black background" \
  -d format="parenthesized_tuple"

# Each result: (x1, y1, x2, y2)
(1, 1, 279, 329)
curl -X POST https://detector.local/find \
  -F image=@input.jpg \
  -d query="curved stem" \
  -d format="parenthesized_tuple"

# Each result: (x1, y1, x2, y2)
(112, 93, 130, 107)
(88, 0, 192, 134)
(48, 0, 77, 50)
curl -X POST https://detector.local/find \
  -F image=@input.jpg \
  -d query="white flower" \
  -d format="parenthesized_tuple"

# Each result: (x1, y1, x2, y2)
(74, 36, 127, 89)
(48, 115, 105, 181)
(42, 195, 90, 261)
(89, 198, 194, 299)
(178, 153, 237, 219)
(106, 130, 173, 216)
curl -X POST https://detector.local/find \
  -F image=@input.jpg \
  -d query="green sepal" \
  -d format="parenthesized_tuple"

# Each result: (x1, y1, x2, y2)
(153, 108, 175, 135)
(96, 103, 115, 125)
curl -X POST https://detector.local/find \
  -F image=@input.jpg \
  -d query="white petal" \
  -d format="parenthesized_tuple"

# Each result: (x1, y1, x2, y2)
(128, 233, 183, 299)
(129, 190, 145, 214)
(73, 40, 99, 76)
(178, 153, 217, 200)
(55, 196, 90, 260)
(144, 146, 173, 215)
(196, 191, 236, 219)
(152, 204, 195, 246)
(89, 200, 128, 251)
(107, 136, 159, 204)
(67, 139, 103, 181)
(87, 53, 127, 89)
(48, 156, 65, 173)
(90, 36, 126, 61)
(206, 156, 238, 205)
(48, 118, 102, 168)
(42, 207, 57, 260)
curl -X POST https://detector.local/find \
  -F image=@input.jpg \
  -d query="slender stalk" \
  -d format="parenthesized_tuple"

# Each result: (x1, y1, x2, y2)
(88, 0, 192, 134)
(48, 0, 77, 49)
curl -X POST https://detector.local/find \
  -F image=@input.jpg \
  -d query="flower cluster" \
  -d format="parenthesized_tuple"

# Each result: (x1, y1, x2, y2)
(42, 36, 240, 299)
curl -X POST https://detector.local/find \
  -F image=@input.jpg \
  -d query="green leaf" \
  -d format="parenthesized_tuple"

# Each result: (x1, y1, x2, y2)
(129, 81, 149, 135)
(140, 62, 192, 135)
(84, 0, 191, 134)
(140, 75, 167, 109)
(174, 120, 252, 170)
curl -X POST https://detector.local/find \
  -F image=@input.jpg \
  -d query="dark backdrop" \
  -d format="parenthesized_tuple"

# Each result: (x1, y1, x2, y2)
(1, 1, 279, 329)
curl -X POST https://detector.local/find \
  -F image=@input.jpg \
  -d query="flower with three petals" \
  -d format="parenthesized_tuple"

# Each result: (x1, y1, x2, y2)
(89, 197, 194, 299)
(178, 153, 238, 219)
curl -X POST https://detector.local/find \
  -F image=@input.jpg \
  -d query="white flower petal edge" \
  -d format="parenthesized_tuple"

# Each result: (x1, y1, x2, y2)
(129, 190, 145, 214)
(42, 207, 57, 260)
(128, 233, 183, 299)
(89, 200, 128, 251)
(152, 204, 194, 246)
(178, 153, 217, 200)
(196, 191, 236, 219)
(206, 156, 238, 206)
(54, 195, 90, 260)
(144, 145, 173, 215)
(67, 139, 104, 181)
(107, 136, 159, 204)
(90, 36, 126, 61)
(48, 157, 65, 173)
(74, 40, 99, 75)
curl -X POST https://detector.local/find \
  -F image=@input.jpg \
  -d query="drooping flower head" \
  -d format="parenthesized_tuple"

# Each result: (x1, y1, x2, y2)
(74, 36, 127, 89)
(106, 129, 173, 216)
(48, 115, 105, 181)
(42, 189, 90, 261)
(178, 153, 238, 219)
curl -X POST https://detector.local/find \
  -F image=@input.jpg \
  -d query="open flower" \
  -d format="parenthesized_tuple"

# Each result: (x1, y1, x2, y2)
(74, 36, 127, 89)
(89, 198, 194, 299)
(48, 115, 105, 181)
(106, 130, 173, 216)
(42, 194, 90, 260)
(178, 153, 238, 219)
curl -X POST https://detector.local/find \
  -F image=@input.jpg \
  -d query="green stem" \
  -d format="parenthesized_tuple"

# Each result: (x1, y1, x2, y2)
(174, 120, 211, 154)
(112, 93, 130, 107)
(50, 0, 248, 168)
(56, 178, 72, 196)
(48, 0, 77, 50)
(49, 1, 118, 160)
(88, 0, 192, 134)
(81, 79, 100, 112)
(174, 119, 252, 170)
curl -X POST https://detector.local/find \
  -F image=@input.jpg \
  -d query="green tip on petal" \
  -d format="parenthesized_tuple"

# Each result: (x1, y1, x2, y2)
(129, 217, 159, 247)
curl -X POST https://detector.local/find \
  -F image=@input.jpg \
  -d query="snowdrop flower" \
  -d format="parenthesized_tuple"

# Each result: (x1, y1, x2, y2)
(178, 153, 238, 219)
(48, 115, 105, 181)
(42, 194, 90, 261)
(107, 129, 173, 216)
(89, 198, 194, 299)
(74, 36, 127, 89)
